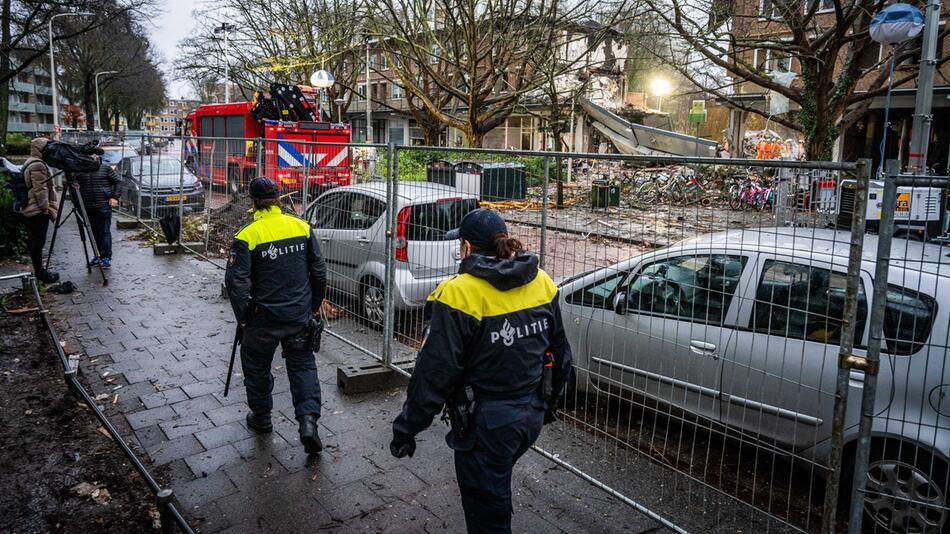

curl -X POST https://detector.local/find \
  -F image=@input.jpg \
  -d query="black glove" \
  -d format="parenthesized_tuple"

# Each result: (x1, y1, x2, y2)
(544, 409, 559, 425)
(390, 431, 416, 458)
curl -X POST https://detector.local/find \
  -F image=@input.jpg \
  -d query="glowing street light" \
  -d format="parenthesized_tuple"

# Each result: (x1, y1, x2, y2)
(649, 77, 672, 112)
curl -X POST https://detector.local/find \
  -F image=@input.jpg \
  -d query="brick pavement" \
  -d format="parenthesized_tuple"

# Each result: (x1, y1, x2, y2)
(24, 211, 664, 534)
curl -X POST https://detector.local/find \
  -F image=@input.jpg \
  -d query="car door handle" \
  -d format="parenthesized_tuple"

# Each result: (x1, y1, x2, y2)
(357, 237, 370, 245)
(689, 340, 718, 358)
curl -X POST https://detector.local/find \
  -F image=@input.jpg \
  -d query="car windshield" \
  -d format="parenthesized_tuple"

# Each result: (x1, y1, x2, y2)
(406, 198, 477, 241)
(101, 150, 126, 165)
(130, 158, 182, 176)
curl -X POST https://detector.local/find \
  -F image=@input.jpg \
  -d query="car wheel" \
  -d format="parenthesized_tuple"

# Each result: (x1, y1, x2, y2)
(359, 278, 385, 329)
(847, 439, 948, 533)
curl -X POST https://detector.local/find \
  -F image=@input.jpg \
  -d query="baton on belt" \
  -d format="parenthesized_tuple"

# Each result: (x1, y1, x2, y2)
(224, 323, 243, 397)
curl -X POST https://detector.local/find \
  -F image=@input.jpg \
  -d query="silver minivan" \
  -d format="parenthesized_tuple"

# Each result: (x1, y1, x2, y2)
(305, 181, 477, 323)
(559, 227, 950, 532)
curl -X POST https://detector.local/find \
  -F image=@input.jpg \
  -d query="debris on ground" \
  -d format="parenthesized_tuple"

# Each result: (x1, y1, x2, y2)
(0, 290, 162, 532)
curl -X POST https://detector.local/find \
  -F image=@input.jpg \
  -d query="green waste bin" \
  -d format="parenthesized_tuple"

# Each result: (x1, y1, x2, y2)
(591, 179, 621, 208)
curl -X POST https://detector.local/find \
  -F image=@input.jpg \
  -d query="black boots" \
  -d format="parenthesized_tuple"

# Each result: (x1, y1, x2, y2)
(246, 412, 273, 434)
(298, 414, 323, 454)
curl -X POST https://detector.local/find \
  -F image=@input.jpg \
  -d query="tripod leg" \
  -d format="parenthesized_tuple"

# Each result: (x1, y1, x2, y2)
(44, 190, 69, 274)
(71, 187, 108, 286)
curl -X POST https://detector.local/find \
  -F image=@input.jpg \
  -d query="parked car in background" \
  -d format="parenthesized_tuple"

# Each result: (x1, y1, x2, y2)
(99, 145, 137, 169)
(559, 228, 949, 533)
(305, 181, 477, 324)
(118, 156, 204, 218)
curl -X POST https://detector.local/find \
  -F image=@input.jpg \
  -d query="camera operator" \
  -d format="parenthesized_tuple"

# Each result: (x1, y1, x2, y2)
(21, 137, 59, 283)
(75, 158, 121, 269)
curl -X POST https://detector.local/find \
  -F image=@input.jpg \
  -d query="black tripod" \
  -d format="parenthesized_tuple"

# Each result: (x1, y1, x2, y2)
(45, 175, 108, 286)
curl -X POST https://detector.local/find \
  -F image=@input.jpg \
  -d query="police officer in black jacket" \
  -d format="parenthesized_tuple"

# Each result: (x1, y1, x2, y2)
(225, 177, 328, 454)
(390, 208, 573, 534)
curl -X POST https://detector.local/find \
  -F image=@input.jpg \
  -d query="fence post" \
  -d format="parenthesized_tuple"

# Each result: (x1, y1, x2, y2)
(177, 135, 186, 245)
(156, 488, 175, 534)
(821, 157, 871, 533)
(540, 156, 550, 269)
(136, 138, 145, 221)
(203, 136, 213, 250)
(846, 159, 900, 533)
(382, 143, 397, 368)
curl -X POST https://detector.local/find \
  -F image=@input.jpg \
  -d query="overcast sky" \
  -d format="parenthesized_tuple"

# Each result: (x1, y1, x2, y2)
(148, 0, 198, 99)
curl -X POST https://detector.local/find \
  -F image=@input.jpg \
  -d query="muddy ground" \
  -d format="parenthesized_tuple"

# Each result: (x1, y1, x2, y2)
(0, 290, 160, 533)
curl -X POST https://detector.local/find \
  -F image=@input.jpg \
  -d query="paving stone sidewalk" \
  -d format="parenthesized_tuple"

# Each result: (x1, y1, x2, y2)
(20, 212, 665, 534)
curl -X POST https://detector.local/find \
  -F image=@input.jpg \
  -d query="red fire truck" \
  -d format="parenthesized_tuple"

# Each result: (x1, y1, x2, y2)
(183, 84, 351, 197)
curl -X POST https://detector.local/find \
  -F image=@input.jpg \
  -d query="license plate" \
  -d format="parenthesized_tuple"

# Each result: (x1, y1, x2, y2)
(166, 195, 183, 202)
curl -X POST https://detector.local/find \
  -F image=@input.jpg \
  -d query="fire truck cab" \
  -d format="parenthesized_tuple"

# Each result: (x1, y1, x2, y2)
(185, 94, 351, 197)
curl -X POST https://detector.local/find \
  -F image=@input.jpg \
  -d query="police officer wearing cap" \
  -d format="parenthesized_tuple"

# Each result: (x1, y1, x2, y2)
(225, 177, 328, 454)
(389, 208, 573, 533)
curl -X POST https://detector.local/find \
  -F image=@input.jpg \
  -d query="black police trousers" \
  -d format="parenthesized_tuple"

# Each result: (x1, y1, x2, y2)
(240, 319, 321, 420)
(452, 395, 546, 534)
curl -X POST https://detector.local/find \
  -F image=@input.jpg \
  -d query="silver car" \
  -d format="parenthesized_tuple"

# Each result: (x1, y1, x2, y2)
(305, 181, 477, 323)
(560, 227, 950, 532)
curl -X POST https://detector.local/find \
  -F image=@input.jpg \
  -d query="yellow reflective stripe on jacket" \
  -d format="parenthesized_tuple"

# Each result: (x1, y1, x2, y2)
(235, 206, 311, 251)
(428, 269, 558, 321)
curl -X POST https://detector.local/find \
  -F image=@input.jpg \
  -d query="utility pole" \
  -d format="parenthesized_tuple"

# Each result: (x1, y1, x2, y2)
(365, 37, 373, 143)
(906, 0, 942, 174)
(95, 70, 117, 131)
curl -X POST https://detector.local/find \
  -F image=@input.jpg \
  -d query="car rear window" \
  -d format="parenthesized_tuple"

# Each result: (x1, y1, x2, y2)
(406, 198, 477, 241)
(883, 286, 936, 355)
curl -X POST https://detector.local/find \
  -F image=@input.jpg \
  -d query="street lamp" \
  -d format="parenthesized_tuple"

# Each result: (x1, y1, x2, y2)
(95, 70, 118, 131)
(49, 11, 94, 135)
(310, 69, 335, 121)
(214, 23, 237, 103)
(649, 77, 672, 112)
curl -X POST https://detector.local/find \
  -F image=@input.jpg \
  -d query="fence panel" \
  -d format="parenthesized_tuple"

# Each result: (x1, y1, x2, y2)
(54, 131, 950, 533)
(389, 146, 878, 533)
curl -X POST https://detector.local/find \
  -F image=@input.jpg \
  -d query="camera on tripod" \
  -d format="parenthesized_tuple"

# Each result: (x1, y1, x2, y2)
(41, 139, 104, 181)
(41, 138, 110, 286)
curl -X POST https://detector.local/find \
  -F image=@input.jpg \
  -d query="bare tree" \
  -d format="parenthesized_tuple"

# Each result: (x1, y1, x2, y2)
(369, 0, 629, 147)
(57, 11, 164, 130)
(643, 0, 949, 159)
(0, 0, 151, 149)
(175, 0, 366, 113)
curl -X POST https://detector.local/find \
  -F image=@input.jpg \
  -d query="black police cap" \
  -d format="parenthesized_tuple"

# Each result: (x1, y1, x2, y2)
(248, 176, 279, 199)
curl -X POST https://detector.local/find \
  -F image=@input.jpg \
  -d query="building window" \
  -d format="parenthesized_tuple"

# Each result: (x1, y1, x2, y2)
(379, 53, 388, 70)
(807, 0, 834, 12)
(430, 45, 440, 64)
(856, 42, 883, 71)
(774, 54, 792, 73)
(753, 49, 772, 72)
(392, 83, 403, 99)
(759, 0, 781, 19)
(369, 54, 377, 70)
(358, 84, 366, 102)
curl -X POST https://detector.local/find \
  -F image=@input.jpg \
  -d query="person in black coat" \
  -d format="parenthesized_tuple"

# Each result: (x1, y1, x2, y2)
(75, 160, 121, 269)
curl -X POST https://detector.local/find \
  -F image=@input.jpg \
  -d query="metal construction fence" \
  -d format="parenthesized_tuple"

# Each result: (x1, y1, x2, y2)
(61, 131, 950, 533)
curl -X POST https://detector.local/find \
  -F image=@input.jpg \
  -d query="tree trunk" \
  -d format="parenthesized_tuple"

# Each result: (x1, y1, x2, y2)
(0, 0, 12, 155)
(82, 75, 95, 131)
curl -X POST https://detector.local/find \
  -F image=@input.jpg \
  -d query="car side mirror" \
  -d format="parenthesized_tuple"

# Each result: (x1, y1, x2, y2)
(613, 292, 627, 315)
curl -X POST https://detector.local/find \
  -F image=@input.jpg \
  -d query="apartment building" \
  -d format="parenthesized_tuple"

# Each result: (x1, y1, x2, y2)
(8, 63, 62, 136)
(724, 0, 949, 168)
(145, 99, 201, 136)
